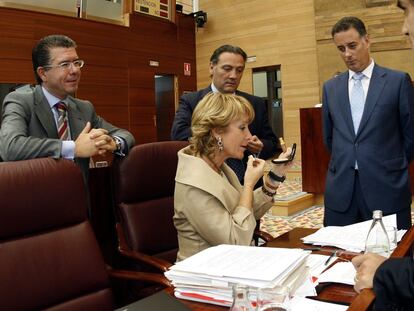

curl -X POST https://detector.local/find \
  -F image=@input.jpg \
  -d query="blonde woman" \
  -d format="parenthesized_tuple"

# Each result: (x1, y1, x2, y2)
(173, 92, 291, 260)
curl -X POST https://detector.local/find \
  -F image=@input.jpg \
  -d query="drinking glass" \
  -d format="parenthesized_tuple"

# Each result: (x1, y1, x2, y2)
(256, 286, 290, 311)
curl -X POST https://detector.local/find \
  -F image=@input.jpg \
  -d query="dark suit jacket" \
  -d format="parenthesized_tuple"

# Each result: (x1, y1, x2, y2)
(373, 257, 414, 311)
(322, 64, 414, 214)
(0, 85, 135, 177)
(171, 86, 277, 160)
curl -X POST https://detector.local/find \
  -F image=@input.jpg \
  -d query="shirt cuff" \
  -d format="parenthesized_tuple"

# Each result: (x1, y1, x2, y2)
(61, 140, 75, 159)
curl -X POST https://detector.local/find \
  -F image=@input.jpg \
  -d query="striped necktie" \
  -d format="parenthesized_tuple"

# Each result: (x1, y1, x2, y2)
(56, 102, 69, 140)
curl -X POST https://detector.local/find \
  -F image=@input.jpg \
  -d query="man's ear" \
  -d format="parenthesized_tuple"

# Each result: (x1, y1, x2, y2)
(364, 34, 370, 47)
(209, 62, 214, 76)
(36, 67, 47, 83)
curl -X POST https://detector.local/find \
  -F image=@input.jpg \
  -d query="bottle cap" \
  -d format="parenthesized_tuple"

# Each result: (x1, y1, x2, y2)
(373, 210, 383, 219)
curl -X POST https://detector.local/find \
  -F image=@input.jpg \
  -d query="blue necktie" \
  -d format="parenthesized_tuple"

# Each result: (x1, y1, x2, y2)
(350, 72, 365, 134)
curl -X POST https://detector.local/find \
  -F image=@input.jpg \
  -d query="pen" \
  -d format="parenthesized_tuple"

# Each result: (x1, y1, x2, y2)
(324, 250, 337, 266)
(253, 151, 261, 159)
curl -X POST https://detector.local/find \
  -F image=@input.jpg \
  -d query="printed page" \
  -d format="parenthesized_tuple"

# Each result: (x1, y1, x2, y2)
(317, 261, 356, 285)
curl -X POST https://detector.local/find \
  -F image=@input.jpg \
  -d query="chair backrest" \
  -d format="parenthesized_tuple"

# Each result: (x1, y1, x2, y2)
(114, 141, 188, 263)
(0, 158, 114, 311)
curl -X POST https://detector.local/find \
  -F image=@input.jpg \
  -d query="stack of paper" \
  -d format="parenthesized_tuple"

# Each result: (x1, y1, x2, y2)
(302, 214, 406, 252)
(165, 244, 311, 307)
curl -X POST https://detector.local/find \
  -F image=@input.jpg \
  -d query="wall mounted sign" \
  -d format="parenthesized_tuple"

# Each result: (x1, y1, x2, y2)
(184, 62, 191, 76)
(134, 0, 170, 20)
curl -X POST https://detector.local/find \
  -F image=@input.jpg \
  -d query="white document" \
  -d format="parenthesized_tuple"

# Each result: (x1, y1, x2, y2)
(302, 214, 406, 252)
(294, 275, 317, 297)
(317, 261, 356, 286)
(167, 244, 309, 286)
(166, 244, 315, 307)
(307, 254, 337, 278)
(291, 296, 348, 311)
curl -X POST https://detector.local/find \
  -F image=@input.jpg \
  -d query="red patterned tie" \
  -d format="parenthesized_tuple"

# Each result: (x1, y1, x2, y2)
(56, 102, 69, 140)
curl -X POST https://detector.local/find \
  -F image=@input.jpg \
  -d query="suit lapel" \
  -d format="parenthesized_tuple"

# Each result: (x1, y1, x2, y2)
(33, 86, 59, 139)
(337, 73, 355, 137)
(356, 65, 386, 138)
(66, 97, 85, 139)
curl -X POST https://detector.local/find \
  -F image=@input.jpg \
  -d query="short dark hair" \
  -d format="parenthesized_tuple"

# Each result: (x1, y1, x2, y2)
(331, 16, 367, 38)
(209, 44, 247, 64)
(32, 34, 77, 84)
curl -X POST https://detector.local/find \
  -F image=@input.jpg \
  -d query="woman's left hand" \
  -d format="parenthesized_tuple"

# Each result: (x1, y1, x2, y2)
(271, 147, 294, 176)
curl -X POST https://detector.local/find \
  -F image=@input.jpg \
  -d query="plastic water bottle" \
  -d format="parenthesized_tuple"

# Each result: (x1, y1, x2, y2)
(229, 284, 254, 311)
(364, 210, 390, 257)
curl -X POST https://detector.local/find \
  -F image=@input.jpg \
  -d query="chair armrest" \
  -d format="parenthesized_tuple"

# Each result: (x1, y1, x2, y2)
(107, 266, 171, 288)
(253, 228, 274, 246)
(116, 223, 172, 272)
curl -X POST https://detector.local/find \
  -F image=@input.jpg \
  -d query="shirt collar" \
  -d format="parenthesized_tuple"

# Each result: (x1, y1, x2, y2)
(210, 83, 219, 93)
(42, 86, 68, 108)
(348, 59, 375, 81)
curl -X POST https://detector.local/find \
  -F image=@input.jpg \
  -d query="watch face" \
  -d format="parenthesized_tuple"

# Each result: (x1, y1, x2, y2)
(113, 137, 121, 151)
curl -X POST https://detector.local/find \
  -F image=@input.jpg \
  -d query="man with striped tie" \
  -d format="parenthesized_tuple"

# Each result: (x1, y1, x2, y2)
(322, 16, 414, 229)
(0, 34, 134, 179)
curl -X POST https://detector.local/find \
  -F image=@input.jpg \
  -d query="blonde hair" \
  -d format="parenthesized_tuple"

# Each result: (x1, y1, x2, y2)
(190, 92, 254, 158)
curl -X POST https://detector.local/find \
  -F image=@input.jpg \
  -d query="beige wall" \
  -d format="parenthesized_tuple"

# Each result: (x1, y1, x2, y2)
(196, 0, 321, 159)
(176, 0, 193, 14)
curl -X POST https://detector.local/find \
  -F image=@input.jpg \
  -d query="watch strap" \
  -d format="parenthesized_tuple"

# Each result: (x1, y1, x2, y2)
(268, 170, 286, 183)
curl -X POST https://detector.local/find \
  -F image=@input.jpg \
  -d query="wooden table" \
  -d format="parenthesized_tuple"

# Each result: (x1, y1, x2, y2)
(170, 226, 414, 310)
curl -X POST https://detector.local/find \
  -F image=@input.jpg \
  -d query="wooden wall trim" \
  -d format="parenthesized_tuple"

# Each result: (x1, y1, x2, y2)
(0, 6, 196, 143)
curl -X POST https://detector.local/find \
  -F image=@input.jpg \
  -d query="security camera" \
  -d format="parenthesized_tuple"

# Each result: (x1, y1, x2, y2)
(193, 11, 207, 28)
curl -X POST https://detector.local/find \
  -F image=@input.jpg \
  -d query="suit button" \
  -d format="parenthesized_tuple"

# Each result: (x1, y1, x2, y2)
(355, 143, 358, 147)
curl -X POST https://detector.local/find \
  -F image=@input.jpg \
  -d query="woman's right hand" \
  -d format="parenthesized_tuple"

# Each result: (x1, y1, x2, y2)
(244, 155, 265, 188)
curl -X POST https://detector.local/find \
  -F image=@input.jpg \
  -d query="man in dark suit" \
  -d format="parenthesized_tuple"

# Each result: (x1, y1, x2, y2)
(0, 34, 134, 179)
(322, 16, 414, 229)
(171, 44, 277, 184)
(352, 2, 414, 310)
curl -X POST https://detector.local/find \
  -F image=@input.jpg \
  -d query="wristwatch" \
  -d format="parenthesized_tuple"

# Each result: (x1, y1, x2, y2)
(112, 136, 122, 153)
(268, 170, 286, 183)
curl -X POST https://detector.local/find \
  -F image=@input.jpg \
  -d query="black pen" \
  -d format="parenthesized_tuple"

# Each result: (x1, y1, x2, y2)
(324, 250, 337, 266)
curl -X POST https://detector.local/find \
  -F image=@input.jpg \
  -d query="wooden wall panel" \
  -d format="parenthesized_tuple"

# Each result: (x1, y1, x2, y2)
(196, 0, 321, 159)
(0, 7, 197, 144)
(315, 0, 414, 89)
(0, 59, 34, 83)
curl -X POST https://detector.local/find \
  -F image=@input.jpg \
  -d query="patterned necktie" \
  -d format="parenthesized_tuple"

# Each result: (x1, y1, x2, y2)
(350, 72, 365, 134)
(56, 102, 69, 140)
